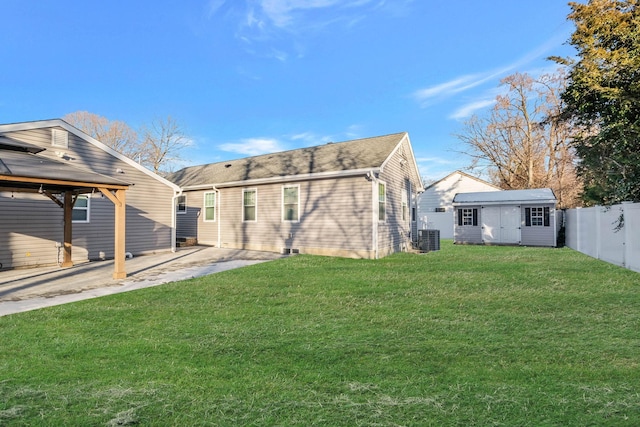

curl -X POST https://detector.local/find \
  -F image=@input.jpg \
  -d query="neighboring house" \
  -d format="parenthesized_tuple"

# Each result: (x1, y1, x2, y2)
(167, 132, 424, 259)
(452, 188, 559, 247)
(0, 119, 181, 270)
(417, 170, 500, 239)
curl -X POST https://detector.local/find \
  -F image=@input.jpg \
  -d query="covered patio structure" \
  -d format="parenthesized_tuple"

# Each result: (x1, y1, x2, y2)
(0, 136, 131, 278)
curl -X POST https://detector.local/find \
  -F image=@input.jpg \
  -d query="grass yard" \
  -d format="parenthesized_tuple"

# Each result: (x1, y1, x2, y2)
(1, 242, 639, 426)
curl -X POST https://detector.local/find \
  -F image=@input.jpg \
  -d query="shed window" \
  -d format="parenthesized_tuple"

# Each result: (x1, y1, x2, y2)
(176, 195, 186, 214)
(72, 195, 90, 223)
(526, 207, 550, 227)
(203, 192, 216, 221)
(457, 208, 478, 226)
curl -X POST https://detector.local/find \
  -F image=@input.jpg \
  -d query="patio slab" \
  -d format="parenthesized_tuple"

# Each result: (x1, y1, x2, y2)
(0, 246, 284, 316)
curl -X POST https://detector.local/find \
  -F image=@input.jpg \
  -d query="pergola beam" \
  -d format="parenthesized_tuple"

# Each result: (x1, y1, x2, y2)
(0, 174, 130, 279)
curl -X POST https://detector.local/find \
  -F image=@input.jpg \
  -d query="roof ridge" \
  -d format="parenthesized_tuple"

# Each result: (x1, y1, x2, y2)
(173, 132, 408, 173)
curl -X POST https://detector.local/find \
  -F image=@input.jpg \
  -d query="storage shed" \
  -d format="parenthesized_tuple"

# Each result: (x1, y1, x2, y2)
(452, 188, 559, 247)
(416, 170, 500, 239)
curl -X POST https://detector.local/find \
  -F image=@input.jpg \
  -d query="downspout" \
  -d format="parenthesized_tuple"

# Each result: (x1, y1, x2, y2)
(367, 171, 379, 259)
(212, 186, 221, 248)
(171, 190, 183, 252)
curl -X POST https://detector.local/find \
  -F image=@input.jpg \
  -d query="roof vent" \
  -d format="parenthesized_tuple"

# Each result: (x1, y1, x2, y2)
(51, 129, 69, 148)
(224, 164, 232, 168)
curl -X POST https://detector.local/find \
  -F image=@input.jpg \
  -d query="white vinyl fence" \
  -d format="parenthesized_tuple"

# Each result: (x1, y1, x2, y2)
(565, 202, 640, 273)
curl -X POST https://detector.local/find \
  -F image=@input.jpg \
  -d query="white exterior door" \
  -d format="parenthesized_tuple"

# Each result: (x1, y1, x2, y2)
(482, 206, 521, 244)
(482, 206, 501, 243)
(499, 206, 521, 244)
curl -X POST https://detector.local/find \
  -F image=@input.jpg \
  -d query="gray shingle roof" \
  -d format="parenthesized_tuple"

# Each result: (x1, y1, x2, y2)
(167, 132, 407, 187)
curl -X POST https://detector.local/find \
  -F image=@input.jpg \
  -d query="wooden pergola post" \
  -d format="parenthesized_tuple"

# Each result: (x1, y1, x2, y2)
(61, 191, 74, 267)
(99, 187, 127, 279)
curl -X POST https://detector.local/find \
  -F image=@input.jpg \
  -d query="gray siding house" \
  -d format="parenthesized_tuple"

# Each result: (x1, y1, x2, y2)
(452, 188, 559, 247)
(0, 119, 181, 270)
(167, 132, 424, 259)
(417, 170, 500, 239)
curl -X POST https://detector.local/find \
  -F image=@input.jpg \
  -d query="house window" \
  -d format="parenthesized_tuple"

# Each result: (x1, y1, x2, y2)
(176, 195, 186, 214)
(526, 207, 550, 227)
(243, 189, 257, 222)
(283, 185, 299, 222)
(402, 191, 408, 221)
(378, 182, 386, 221)
(435, 207, 446, 213)
(203, 192, 216, 221)
(411, 206, 416, 222)
(72, 195, 90, 223)
(458, 208, 478, 226)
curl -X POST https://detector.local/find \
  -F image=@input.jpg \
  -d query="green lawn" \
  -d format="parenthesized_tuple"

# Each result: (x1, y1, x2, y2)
(1, 242, 639, 426)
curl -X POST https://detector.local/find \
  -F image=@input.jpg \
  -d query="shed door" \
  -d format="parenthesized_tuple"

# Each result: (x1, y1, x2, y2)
(482, 206, 521, 244)
(482, 206, 501, 243)
(500, 206, 521, 244)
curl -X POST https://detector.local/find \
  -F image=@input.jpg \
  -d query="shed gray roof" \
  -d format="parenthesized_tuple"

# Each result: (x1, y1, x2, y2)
(453, 188, 556, 205)
(167, 132, 408, 188)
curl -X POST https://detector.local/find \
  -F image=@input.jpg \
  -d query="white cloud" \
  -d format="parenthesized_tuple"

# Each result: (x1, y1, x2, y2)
(413, 30, 572, 108)
(219, 137, 285, 156)
(205, 0, 387, 62)
(259, 0, 372, 29)
(449, 99, 496, 120)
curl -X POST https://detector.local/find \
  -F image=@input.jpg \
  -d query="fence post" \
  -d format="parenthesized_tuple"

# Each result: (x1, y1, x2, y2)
(595, 206, 602, 260)
(622, 201, 632, 270)
(575, 207, 581, 253)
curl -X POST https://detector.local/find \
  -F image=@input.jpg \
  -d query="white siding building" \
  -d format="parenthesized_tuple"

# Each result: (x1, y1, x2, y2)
(417, 171, 499, 239)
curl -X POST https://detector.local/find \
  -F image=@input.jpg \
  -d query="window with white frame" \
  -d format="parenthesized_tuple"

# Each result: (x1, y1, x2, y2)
(176, 195, 186, 214)
(203, 192, 216, 221)
(457, 208, 478, 226)
(243, 189, 256, 221)
(282, 185, 299, 221)
(526, 207, 550, 227)
(72, 195, 90, 223)
(402, 191, 408, 221)
(378, 182, 386, 221)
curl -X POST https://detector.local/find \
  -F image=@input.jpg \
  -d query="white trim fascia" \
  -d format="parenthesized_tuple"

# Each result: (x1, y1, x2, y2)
(453, 200, 557, 207)
(181, 167, 380, 191)
(0, 119, 181, 192)
(379, 132, 424, 192)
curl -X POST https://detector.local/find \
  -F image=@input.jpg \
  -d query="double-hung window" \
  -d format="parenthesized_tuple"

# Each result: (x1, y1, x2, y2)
(378, 182, 386, 222)
(402, 191, 408, 222)
(243, 189, 257, 222)
(283, 185, 299, 222)
(203, 192, 216, 221)
(72, 195, 90, 223)
(176, 195, 186, 214)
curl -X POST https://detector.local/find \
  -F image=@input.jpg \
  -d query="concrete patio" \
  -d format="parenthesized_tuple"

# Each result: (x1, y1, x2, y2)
(0, 246, 284, 316)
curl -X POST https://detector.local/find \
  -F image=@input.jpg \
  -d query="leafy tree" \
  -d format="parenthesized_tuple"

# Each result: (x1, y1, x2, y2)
(63, 111, 140, 160)
(455, 71, 582, 208)
(554, 0, 640, 205)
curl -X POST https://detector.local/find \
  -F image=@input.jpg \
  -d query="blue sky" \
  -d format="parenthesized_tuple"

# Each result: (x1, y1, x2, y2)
(2, 0, 575, 181)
